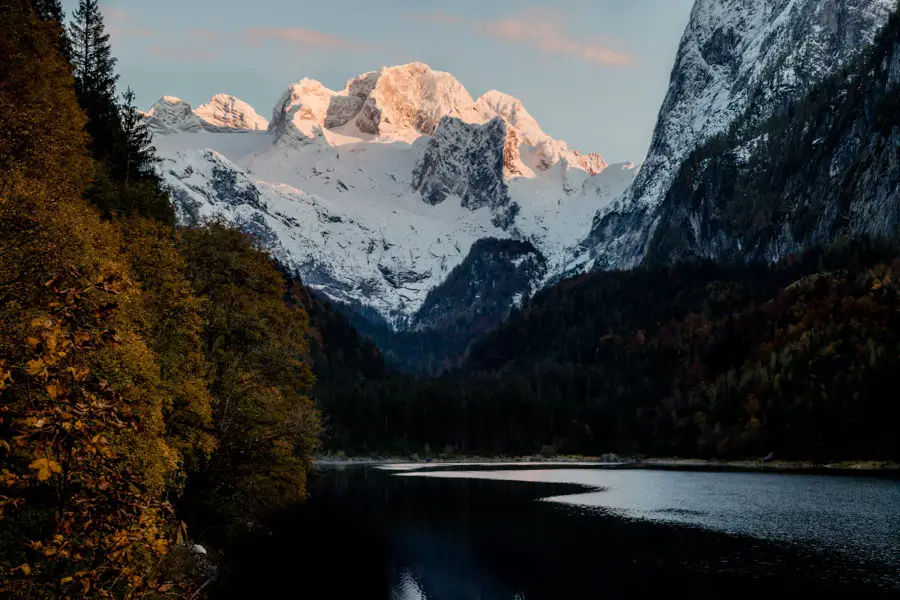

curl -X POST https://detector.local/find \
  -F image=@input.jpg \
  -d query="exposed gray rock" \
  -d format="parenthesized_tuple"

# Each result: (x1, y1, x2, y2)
(146, 96, 204, 134)
(645, 15, 900, 264)
(412, 117, 511, 219)
(580, 0, 896, 270)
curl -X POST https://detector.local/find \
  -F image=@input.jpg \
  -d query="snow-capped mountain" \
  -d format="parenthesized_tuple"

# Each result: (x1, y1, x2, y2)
(645, 4, 900, 265)
(150, 62, 637, 329)
(578, 0, 896, 271)
(146, 94, 268, 134)
(195, 94, 269, 131)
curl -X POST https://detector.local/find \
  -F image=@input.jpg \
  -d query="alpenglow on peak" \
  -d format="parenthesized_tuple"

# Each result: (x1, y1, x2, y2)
(147, 62, 638, 331)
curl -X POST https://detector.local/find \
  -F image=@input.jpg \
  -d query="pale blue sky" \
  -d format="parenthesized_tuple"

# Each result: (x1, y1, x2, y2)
(63, 1, 695, 164)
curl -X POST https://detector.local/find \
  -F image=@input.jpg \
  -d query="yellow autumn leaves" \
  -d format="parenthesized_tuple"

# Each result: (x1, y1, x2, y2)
(27, 458, 62, 482)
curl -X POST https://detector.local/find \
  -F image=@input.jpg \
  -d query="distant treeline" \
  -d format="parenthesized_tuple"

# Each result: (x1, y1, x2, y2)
(318, 241, 900, 462)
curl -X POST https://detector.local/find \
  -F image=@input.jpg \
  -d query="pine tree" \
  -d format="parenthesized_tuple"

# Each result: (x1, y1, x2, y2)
(68, 0, 121, 165)
(33, 0, 64, 23)
(68, 0, 116, 99)
(120, 86, 158, 182)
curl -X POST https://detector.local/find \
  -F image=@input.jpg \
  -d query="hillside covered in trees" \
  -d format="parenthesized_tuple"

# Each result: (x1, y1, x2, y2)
(313, 6, 900, 462)
(4, 0, 900, 595)
(0, 2, 320, 597)
(317, 242, 900, 461)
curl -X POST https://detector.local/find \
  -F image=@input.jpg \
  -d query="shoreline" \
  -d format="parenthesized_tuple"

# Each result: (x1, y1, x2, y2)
(313, 456, 900, 477)
(635, 458, 900, 476)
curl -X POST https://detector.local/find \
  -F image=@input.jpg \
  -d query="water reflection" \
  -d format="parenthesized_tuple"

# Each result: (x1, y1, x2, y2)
(392, 570, 426, 600)
(400, 468, 900, 566)
(212, 466, 900, 599)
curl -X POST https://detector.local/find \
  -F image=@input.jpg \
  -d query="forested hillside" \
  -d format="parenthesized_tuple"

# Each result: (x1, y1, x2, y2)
(4, 5, 900, 598)
(319, 241, 900, 461)
(0, 2, 320, 597)
(315, 5, 900, 461)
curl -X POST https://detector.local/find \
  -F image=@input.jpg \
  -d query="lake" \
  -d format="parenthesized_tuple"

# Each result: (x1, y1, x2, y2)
(214, 464, 900, 599)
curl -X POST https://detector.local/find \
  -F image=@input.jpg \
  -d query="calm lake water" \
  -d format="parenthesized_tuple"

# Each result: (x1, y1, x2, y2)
(214, 465, 900, 599)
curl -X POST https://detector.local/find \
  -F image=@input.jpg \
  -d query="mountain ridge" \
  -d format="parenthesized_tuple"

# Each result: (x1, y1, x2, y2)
(149, 62, 638, 351)
(578, 0, 897, 271)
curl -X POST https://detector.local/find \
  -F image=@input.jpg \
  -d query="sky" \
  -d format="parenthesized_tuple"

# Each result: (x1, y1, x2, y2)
(62, 0, 696, 164)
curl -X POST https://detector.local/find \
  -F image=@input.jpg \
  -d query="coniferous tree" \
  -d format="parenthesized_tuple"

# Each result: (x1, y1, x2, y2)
(68, 0, 121, 165)
(33, 0, 71, 60)
(67, 2, 174, 221)
(33, 0, 64, 21)
(120, 86, 158, 182)
(68, 0, 116, 98)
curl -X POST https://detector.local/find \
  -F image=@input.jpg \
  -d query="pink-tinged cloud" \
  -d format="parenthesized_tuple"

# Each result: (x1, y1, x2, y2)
(408, 9, 635, 68)
(107, 25, 158, 43)
(242, 27, 356, 50)
(147, 45, 215, 62)
(102, 6, 130, 23)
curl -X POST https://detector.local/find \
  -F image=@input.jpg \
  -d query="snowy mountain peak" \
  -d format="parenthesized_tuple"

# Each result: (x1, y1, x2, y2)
(195, 94, 268, 131)
(269, 79, 338, 147)
(475, 90, 545, 145)
(146, 96, 204, 134)
(149, 63, 636, 327)
(356, 62, 483, 139)
(578, 0, 897, 271)
(147, 94, 267, 134)
(269, 62, 485, 147)
(474, 89, 607, 177)
(151, 62, 608, 180)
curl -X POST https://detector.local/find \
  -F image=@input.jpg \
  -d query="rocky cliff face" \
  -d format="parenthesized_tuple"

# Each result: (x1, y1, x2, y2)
(146, 96, 204, 134)
(580, 0, 896, 270)
(195, 94, 268, 131)
(412, 117, 517, 228)
(147, 94, 268, 134)
(150, 62, 637, 337)
(645, 10, 900, 263)
(413, 238, 547, 334)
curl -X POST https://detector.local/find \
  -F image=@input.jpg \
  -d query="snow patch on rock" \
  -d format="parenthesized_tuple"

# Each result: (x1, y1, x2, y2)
(149, 63, 637, 327)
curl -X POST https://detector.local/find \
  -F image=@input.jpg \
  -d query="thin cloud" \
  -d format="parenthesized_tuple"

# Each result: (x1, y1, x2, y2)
(101, 6, 130, 23)
(101, 6, 159, 41)
(408, 8, 635, 68)
(147, 45, 214, 62)
(242, 27, 358, 50)
(107, 26, 158, 44)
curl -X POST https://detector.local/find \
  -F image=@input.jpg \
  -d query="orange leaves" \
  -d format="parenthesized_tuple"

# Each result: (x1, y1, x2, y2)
(69, 365, 91, 382)
(28, 458, 62, 481)
(25, 358, 47, 377)
(73, 330, 91, 348)
(0, 364, 11, 392)
(0, 469, 17, 486)
(868, 264, 896, 293)
(45, 383, 66, 400)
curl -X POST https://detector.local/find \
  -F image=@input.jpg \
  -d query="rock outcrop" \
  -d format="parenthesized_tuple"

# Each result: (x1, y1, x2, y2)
(580, 0, 896, 270)
(195, 94, 268, 131)
(149, 63, 635, 334)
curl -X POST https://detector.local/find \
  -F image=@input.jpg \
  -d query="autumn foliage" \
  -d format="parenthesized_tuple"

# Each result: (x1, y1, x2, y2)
(0, 2, 321, 597)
